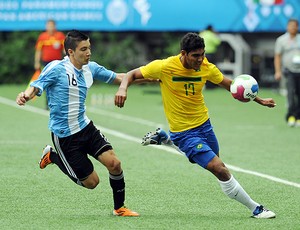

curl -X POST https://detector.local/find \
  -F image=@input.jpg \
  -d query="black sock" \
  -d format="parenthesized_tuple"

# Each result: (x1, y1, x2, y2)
(109, 172, 125, 210)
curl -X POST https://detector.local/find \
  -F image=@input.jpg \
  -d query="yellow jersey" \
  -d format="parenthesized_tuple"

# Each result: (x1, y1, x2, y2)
(140, 54, 223, 132)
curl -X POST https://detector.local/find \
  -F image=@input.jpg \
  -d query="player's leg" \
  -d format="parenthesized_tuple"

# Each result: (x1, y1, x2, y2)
(171, 123, 275, 219)
(188, 146, 274, 218)
(86, 123, 124, 209)
(294, 77, 300, 126)
(97, 149, 139, 216)
(44, 129, 106, 190)
(205, 156, 258, 207)
(141, 125, 275, 218)
(148, 124, 259, 210)
(83, 122, 124, 201)
(285, 71, 297, 126)
(39, 134, 88, 187)
(84, 122, 139, 216)
(97, 150, 124, 206)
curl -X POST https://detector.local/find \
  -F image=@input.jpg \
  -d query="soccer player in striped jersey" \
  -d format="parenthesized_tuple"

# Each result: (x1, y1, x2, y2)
(16, 30, 139, 217)
(114, 32, 276, 219)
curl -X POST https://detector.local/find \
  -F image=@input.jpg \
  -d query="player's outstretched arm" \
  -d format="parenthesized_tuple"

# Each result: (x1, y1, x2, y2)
(114, 73, 159, 85)
(254, 97, 276, 108)
(218, 76, 232, 91)
(219, 75, 276, 108)
(115, 68, 144, 108)
(16, 87, 39, 106)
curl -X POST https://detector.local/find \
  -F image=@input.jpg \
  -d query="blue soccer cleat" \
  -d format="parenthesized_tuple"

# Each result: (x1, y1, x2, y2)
(141, 128, 171, 146)
(252, 205, 276, 219)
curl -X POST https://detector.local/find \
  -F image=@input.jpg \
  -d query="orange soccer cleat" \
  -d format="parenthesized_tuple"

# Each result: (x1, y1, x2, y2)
(39, 145, 53, 169)
(112, 206, 140, 217)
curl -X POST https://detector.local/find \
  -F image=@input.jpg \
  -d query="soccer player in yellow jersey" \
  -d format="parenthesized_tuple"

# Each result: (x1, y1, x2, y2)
(114, 33, 276, 218)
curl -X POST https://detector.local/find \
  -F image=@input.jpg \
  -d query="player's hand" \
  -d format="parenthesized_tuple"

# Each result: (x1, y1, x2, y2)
(16, 92, 29, 106)
(274, 72, 281, 81)
(255, 97, 276, 108)
(114, 87, 127, 108)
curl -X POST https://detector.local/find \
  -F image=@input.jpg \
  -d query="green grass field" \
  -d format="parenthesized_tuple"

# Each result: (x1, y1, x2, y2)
(0, 84, 299, 230)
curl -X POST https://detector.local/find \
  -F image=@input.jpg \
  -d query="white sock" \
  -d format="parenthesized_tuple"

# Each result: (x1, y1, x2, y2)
(219, 175, 259, 212)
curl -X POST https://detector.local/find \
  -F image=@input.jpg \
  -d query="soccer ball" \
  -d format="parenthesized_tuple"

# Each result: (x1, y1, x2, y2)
(230, 74, 259, 102)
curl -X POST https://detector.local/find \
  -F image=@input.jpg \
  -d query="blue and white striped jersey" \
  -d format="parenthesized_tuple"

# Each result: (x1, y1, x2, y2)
(31, 56, 116, 138)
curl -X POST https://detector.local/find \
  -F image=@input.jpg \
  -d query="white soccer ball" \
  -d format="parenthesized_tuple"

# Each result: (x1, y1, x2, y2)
(230, 74, 259, 102)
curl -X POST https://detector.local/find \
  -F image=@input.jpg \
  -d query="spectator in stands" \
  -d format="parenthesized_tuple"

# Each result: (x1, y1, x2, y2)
(200, 25, 221, 89)
(34, 19, 65, 71)
(200, 25, 221, 64)
(274, 18, 300, 127)
(33, 19, 65, 109)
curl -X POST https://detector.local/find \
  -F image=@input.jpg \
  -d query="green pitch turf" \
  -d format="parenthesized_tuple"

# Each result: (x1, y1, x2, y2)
(0, 84, 299, 230)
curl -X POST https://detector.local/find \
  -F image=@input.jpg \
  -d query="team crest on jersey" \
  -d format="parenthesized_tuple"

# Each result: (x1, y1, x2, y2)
(196, 144, 203, 149)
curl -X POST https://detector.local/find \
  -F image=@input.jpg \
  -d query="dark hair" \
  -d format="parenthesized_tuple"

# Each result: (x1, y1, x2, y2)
(288, 18, 299, 26)
(64, 30, 89, 56)
(206, 24, 213, 31)
(180, 32, 205, 54)
(46, 19, 56, 25)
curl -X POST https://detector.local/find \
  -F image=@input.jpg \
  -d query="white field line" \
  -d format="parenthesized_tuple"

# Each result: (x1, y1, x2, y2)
(87, 106, 165, 128)
(97, 126, 300, 189)
(1, 96, 299, 189)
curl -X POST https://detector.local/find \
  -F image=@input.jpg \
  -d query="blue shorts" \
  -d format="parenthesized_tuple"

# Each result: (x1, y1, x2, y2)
(169, 119, 219, 168)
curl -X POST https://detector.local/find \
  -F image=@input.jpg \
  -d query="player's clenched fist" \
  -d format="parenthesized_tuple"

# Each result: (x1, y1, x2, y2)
(16, 92, 29, 105)
(115, 88, 127, 108)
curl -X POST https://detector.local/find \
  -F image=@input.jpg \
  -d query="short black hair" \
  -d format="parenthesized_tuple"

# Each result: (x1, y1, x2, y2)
(288, 18, 299, 26)
(64, 30, 89, 56)
(46, 19, 56, 25)
(206, 25, 213, 30)
(180, 32, 205, 54)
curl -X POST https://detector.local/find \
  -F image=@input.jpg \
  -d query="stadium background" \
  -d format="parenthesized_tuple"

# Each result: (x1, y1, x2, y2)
(1, 0, 300, 86)
(1, 1, 300, 229)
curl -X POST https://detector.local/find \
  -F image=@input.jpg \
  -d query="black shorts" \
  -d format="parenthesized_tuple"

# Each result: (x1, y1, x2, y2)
(51, 121, 113, 180)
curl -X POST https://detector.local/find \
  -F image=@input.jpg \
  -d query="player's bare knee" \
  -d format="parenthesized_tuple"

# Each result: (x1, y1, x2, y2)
(82, 172, 100, 189)
(105, 158, 121, 175)
(208, 162, 230, 181)
(84, 178, 99, 189)
(90, 180, 99, 189)
(111, 159, 122, 173)
(215, 166, 231, 181)
(99, 150, 122, 173)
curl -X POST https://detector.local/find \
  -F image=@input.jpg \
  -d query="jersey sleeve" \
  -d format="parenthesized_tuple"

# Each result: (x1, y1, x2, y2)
(140, 60, 163, 79)
(88, 62, 116, 83)
(30, 61, 61, 96)
(35, 33, 45, 50)
(207, 64, 224, 84)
